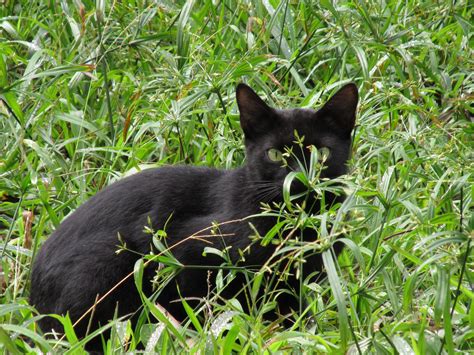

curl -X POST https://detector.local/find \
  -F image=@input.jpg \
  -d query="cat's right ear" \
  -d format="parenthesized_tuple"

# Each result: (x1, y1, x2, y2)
(319, 83, 358, 136)
(236, 84, 273, 139)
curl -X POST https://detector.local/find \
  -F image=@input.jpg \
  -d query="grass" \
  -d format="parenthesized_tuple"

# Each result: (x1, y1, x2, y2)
(1, 0, 473, 353)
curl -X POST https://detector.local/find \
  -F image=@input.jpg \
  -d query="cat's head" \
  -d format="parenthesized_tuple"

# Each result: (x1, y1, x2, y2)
(236, 83, 358, 203)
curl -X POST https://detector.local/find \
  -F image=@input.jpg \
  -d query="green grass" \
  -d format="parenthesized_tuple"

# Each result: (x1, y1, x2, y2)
(1, 0, 473, 353)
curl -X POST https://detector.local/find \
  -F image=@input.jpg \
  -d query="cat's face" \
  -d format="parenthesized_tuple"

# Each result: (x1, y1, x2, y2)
(236, 83, 358, 202)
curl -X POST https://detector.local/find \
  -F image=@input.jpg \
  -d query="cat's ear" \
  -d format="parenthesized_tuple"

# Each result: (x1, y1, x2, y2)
(236, 83, 273, 139)
(320, 83, 358, 135)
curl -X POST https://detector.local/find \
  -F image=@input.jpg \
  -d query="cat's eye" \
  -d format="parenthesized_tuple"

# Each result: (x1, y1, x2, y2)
(318, 147, 331, 161)
(267, 148, 283, 162)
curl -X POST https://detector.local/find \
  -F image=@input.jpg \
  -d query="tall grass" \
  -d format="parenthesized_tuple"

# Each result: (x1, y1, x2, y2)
(1, 0, 472, 353)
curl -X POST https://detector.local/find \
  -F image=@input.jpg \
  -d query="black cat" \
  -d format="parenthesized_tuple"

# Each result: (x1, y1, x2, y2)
(30, 83, 358, 349)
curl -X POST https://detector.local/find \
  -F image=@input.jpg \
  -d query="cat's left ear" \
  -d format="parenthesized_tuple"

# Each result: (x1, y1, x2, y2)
(236, 83, 274, 139)
(320, 83, 358, 136)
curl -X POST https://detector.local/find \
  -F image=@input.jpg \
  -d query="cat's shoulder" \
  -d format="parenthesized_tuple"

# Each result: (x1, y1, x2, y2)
(106, 165, 227, 192)
(134, 164, 226, 180)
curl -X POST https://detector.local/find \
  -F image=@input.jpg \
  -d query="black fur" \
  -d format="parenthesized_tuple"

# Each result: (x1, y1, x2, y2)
(30, 83, 358, 349)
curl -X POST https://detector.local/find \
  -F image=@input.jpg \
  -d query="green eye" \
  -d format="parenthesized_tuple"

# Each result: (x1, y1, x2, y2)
(267, 148, 283, 162)
(318, 147, 331, 161)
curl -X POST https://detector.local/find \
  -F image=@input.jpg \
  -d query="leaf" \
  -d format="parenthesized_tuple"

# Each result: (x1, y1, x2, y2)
(56, 111, 103, 136)
(282, 171, 299, 211)
(0, 92, 24, 122)
(53, 313, 79, 345)
(336, 238, 366, 272)
(0, 54, 7, 88)
(0, 21, 19, 39)
(23, 139, 54, 168)
(391, 335, 414, 354)
(181, 298, 202, 332)
(0, 327, 19, 353)
(1, 324, 52, 352)
(176, 0, 195, 70)
(322, 250, 349, 348)
(221, 324, 240, 354)
(352, 45, 369, 79)
(144, 323, 165, 353)
(434, 265, 454, 354)
(142, 298, 186, 346)
(261, 220, 286, 246)
(134, 258, 144, 295)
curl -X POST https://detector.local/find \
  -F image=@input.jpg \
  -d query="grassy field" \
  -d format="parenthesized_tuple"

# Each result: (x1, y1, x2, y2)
(1, 0, 473, 353)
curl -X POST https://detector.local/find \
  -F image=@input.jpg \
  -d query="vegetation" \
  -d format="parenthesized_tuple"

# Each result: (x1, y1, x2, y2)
(1, 0, 472, 353)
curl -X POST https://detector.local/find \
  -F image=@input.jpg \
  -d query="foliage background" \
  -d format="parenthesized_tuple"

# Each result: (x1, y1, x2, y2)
(0, 0, 472, 353)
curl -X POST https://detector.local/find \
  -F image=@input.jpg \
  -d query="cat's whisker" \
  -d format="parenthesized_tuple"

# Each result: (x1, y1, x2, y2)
(244, 183, 281, 192)
(253, 185, 282, 202)
(254, 185, 279, 192)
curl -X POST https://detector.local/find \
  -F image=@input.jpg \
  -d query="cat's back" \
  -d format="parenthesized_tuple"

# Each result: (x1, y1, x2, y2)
(34, 165, 226, 264)
(87, 165, 225, 212)
(55, 165, 224, 234)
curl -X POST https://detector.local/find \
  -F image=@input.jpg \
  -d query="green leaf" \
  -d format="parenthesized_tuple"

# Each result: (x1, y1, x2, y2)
(352, 45, 369, 79)
(53, 314, 79, 345)
(134, 258, 144, 294)
(181, 298, 202, 333)
(1, 324, 52, 352)
(0, 92, 23, 122)
(0, 54, 7, 88)
(142, 298, 186, 346)
(176, 0, 195, 70)
(221, 324, 240, 354)
(322, 250, 349, 348)
(0, 327, 19, 353)
(282, 171, 299, 211)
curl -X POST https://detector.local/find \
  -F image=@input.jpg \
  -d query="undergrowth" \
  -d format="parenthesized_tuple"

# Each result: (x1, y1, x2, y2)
(0, 0, 472, 353)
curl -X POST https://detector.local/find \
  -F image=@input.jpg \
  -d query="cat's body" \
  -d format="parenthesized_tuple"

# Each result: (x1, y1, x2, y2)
(30, 83, 358, 349)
